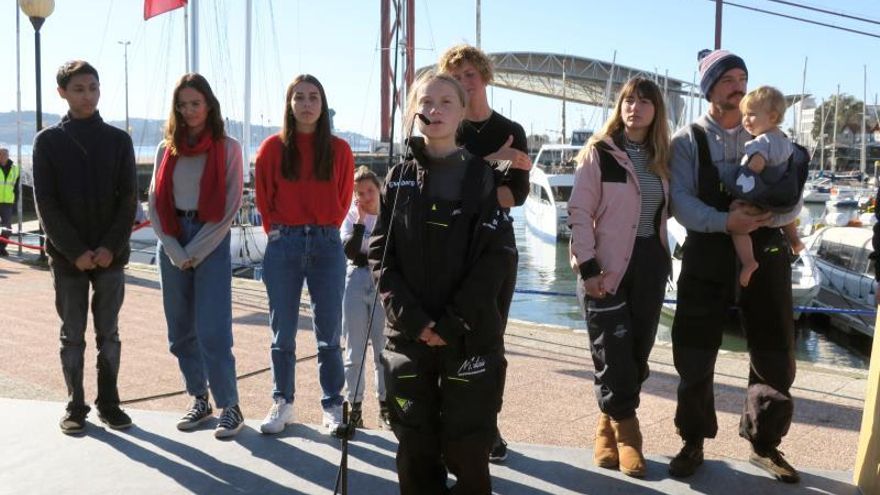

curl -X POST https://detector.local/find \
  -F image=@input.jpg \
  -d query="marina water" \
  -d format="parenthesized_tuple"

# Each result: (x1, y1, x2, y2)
(508, 208, 872, 370)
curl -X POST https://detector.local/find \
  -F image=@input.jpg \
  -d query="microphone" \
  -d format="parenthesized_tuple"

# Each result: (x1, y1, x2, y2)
(416, 113, 431, 125)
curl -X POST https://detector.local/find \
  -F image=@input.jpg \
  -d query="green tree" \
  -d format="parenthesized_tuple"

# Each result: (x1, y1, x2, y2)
(812, 94, 864, 142)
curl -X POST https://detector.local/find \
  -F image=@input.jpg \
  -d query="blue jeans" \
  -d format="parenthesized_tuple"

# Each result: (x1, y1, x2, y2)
(263, 224, 345, 409)
(157, 217, 239, 409)
(342, 265, 387, 403)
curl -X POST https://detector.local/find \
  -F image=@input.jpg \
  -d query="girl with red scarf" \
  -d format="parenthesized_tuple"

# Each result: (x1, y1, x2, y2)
(148, 73, 244, 439)
(255, 74, 354, 436)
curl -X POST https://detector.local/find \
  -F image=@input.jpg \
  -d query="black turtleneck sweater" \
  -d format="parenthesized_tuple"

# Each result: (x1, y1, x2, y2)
(32, 111, 137, 270)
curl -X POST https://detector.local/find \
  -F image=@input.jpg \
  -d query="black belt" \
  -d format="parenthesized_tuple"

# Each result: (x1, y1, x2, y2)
(175, 209, 199, 219)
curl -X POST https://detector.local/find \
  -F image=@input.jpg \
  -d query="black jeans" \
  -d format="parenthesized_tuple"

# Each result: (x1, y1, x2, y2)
(672, 228, 796, 450)
(52, 265, 125, 414)
(583, 235, 669, 420)
(382, 340, 501, 495)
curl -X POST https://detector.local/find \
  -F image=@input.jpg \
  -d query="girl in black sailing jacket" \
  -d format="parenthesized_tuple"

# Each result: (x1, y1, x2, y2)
(368, 71, 515, 495)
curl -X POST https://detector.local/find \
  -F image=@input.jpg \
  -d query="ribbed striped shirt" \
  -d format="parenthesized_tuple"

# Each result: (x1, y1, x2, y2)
(624, 141, 664, 238)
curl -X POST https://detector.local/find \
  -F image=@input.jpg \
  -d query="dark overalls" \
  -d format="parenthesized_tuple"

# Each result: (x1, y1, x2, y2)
(671, 126, 796, 451)
(380, 158, 505, 495)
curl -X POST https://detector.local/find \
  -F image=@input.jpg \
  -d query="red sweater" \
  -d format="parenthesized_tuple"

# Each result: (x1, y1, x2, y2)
(255, 132, 354, 232)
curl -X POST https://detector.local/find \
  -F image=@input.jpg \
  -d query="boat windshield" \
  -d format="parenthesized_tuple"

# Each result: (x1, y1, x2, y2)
(552, 185, 572, 203)
(536, 148, 579, 175)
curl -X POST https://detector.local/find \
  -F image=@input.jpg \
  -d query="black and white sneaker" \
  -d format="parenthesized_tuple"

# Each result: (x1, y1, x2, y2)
(60, 410, 88, 434)
(489, 435, 508, 463)
(214, 405, 244, 439)
(378, 400, 393, 429)
(177, 396, 213, 431)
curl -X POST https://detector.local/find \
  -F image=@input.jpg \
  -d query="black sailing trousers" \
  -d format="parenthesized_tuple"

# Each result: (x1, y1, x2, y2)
(382, 340, 502, 495)
(672, 227, 796, 450)
(583, 235, 669, 420)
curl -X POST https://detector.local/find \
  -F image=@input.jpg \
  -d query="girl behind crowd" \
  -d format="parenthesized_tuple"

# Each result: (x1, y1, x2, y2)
(254, 74, 354, 436)
(369, 71, 514, 494)
(568, 77, 672, 477)
(148, 73, 245, 439)
(341, 166, 390, 428)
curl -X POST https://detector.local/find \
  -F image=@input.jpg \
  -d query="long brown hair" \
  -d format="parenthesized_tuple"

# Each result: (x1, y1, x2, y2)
(280, 74, 333, 181)
(582, 77, 670, 179)
(163, 73, 225, 154)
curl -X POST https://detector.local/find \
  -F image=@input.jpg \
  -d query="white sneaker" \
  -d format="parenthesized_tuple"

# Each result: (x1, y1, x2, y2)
(260, 397, 295, 434)
(322, 405, 343, 436)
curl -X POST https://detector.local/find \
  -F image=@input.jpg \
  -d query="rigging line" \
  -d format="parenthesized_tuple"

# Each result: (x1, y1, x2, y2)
(712, 0, 880, 40)
(358, 30, 382, 142)
(94, 0, 115, 64)
(765, 0, 880, 27)
(267, 0, 285, 87)
(136, 14, 173, 150)
(420, 0, 437, 54)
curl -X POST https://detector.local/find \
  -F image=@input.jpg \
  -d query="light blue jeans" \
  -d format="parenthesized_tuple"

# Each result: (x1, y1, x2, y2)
(342, 265, 387, 403)
(262, 224, 345, 409)
(158, 217, 239, 408)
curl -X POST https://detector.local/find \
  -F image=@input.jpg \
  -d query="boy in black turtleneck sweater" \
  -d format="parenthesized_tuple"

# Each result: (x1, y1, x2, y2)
(32, 60, 137, 434)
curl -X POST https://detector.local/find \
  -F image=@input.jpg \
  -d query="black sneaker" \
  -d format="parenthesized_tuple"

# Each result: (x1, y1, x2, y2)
(669, 439, 704, 478)
(750, 447, 800, 483)
(350, 402, 365, 428)
(489, 434, 508, 463)
(378, 400, 392, 429)
(214, 405, 244, 439)
(98, 406, 132, 430)
(59, 410, 87, 434)
(177, 395, 214, 431)
(0, 249, 9, 257)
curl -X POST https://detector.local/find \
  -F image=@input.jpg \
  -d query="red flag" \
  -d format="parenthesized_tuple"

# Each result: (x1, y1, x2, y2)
(144, 0, 187, 20)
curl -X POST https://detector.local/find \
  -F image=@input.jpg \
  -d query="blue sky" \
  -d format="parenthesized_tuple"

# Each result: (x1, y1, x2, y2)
(1, 0, 877, 147)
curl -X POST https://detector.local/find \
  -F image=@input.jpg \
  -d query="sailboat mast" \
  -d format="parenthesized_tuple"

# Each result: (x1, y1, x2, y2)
(561, 59, 566, 144)
(601, 50, 617, 122)
(189, 0, 199, 72)
(861, 65, 867, 176)
(243, 0, 252, 184)
(184, 4, 190, 72)
(475, 0, 481, 49)
(819, 99, 826, 173)
(832, 84, 839, 173)
(797, 57, 807, 144)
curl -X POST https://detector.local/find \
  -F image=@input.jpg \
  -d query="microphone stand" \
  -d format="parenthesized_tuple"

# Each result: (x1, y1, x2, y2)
(333, 112, 427, 495)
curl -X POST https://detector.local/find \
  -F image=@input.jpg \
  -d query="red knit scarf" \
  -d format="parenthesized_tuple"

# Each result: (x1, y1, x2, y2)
(155, 131, 226, 236)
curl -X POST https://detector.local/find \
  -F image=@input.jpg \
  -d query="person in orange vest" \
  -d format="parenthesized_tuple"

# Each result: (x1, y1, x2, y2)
(0, 146, 19, 257)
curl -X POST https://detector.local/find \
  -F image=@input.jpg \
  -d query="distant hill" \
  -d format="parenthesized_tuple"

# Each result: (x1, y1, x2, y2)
(0, 111, 377, 152)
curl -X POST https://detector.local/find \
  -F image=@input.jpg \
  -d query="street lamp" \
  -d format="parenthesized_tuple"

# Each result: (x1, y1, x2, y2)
(19, 0, 54, 262)
(118, 41, 131, 134)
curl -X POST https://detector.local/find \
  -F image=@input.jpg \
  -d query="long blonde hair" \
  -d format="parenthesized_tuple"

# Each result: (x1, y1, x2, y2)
(580, 77, 670, 179)
(404, 71, 467, 138)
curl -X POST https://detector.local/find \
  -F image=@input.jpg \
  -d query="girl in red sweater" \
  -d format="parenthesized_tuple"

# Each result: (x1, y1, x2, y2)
(255, 74, 354, 435)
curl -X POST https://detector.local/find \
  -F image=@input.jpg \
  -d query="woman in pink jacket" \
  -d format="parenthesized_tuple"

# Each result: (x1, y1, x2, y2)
(568, 77, 671, 478)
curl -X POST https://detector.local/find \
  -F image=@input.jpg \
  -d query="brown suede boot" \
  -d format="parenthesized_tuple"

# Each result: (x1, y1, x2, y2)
(611, 415, 646, 478)
(593, 413, 619, 469)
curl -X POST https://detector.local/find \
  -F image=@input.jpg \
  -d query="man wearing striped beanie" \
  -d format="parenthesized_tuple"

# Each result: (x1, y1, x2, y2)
(667, 49, 801, 484)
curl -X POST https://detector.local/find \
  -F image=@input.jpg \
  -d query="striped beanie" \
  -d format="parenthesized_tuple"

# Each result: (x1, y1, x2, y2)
(698, 49, 747, 101)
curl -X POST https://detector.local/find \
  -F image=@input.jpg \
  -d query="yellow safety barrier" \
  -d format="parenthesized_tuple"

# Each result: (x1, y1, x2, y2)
(854, 310, 880, 494)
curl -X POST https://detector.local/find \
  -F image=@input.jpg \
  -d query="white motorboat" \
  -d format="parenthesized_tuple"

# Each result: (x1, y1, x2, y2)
(522, 144, 582, 241)
(805, 226, 876, 338)
(662, 219, 821, 320)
